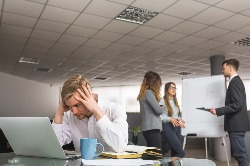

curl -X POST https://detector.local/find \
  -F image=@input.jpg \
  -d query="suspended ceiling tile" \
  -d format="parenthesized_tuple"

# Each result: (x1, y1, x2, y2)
(153, 31, 186, 42)
(117, 35, 148, 45)
(139, 40, 168, 49)
(193, 26, 229, 39)
(108, 0, 134, 5)
(195, 40, 226, 49)
(0, 24, 32, 37)
(103, 20, 139, 34)
(92, 31, 124, 42)
(41, 6, 79, 24)
(59, 34, 88, 45)
(236, 25, 250, 35)
(31, 29, 61, 42)
(175, 36, 207, 47)
(74, 13, 111, 29)
(162, 0, 209, 19)
(2, 12, 37, 28)
(215, 14, 250, 31)
(215, 0, 250, 13)
(65, 25, 98, 38)
(145, 14, 184, 30)
(170, 21, 208, 35)
(214, 31, 247, 43)
(27, 0, 47, 3)
(84, 0, 127, 18)
(190, 7, 234, 25)
(241, 8, 250, 16)
(132, 0, 177, 12)
(48, 0, 91, 12)
(84, 39, 112, 49)
(4, 0, 44, 17)
(36, 19, 69, 33)
(129, 26, 164, 39)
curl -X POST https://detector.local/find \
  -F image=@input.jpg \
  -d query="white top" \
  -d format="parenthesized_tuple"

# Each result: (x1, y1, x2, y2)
(52, 99, 128, 152)
(160, 98, 180, 123)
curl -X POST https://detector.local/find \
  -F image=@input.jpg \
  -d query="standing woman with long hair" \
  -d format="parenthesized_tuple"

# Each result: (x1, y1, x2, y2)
(161, 82, 185, 159)
(137, 71, 163, 149)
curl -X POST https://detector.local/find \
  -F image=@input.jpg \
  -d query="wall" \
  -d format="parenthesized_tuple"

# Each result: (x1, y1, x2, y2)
(0, 72, 60, 119)
(127, 112, 146, 146)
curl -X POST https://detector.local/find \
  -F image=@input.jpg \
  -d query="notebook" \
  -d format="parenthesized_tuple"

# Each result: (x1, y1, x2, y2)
(100, 151, 142, 159)
(100, 145, 162, 159)
(0, 117, 80, 159)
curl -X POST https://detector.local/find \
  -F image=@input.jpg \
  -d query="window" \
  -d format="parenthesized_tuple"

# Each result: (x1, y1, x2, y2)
(93, 83, 182, 112)
(93, 85, 140, 112)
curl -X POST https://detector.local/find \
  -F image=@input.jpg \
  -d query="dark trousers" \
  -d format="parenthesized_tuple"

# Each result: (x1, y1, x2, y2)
(142, 129, 162, 149)
(162, 123, 185, 158)
(228, 131, 249, 166)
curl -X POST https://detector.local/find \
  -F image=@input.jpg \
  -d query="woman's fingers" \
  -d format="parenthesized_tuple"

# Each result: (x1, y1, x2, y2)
(171, 118, 179, 127)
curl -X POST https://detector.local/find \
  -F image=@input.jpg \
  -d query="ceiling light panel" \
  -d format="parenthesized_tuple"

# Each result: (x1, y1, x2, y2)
(232, 37, 250, 47)
(115, 6, 158, 24)
(19, 57, 40, 64)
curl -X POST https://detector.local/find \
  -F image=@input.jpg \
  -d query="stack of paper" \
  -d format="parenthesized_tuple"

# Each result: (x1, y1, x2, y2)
(125, 145, 158, 154)
(100, 145, 161, 159)
(100, 152, 142, 159)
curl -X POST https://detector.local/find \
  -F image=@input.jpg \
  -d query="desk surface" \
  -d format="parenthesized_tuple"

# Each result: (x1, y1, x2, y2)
(0, 153, 216, 166)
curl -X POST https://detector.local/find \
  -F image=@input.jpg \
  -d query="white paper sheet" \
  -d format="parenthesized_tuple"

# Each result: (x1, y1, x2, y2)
(82, 158, 156, 165)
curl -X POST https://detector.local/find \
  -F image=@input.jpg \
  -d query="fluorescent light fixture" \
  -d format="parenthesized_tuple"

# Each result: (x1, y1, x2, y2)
(115, 6, 158, 24)
(19, 57, 40, 64)
(232, 37, 250, 47)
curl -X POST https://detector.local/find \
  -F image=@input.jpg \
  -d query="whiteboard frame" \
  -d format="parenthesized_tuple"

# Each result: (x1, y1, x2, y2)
(181, 75, 227, 137)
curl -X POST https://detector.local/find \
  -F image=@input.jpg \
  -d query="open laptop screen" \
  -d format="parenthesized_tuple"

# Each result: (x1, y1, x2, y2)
(0, 117, 74, 159)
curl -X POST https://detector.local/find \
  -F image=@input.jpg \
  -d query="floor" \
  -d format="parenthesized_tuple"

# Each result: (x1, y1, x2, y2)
(164, 146, 250, 166)
(185, 146, 236, 166)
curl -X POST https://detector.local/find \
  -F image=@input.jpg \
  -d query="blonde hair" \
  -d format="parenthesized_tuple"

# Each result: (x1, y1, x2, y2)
(61, 74, 89, 102)
(137, 71, 162, 102)
(163, 82, 181, 117)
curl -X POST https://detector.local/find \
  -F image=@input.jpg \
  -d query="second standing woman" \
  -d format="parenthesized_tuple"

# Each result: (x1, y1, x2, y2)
(137, 71, 163, 149)
(161, 82, 185, 159)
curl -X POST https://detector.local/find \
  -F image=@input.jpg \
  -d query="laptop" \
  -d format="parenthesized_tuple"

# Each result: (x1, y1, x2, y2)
(0, 117, 80, 159)
(7, 155, 82, 166)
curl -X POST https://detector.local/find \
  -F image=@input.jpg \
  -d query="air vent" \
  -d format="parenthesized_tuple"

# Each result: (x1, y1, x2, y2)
(36, 68, 52, 72)
(231, 37, 250, 47)
(94, 77, 108, 80)
(177, 72, 192, 76)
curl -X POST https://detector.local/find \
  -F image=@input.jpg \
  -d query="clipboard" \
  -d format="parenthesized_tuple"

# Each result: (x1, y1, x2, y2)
(196, 107, 210, 112)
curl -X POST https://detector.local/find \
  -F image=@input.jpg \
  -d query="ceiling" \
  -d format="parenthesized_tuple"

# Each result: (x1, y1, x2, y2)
(1, 0, 250, 87)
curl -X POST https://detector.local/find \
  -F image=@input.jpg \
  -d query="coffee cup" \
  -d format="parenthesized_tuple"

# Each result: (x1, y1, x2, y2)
(80, 138, 104, 160)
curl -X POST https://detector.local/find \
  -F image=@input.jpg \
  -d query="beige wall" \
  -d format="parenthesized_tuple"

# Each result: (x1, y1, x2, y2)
(0, 72, 60, 119)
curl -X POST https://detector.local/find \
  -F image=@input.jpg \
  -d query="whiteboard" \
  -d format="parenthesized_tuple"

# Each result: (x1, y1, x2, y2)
(181, 75, 227, 137)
